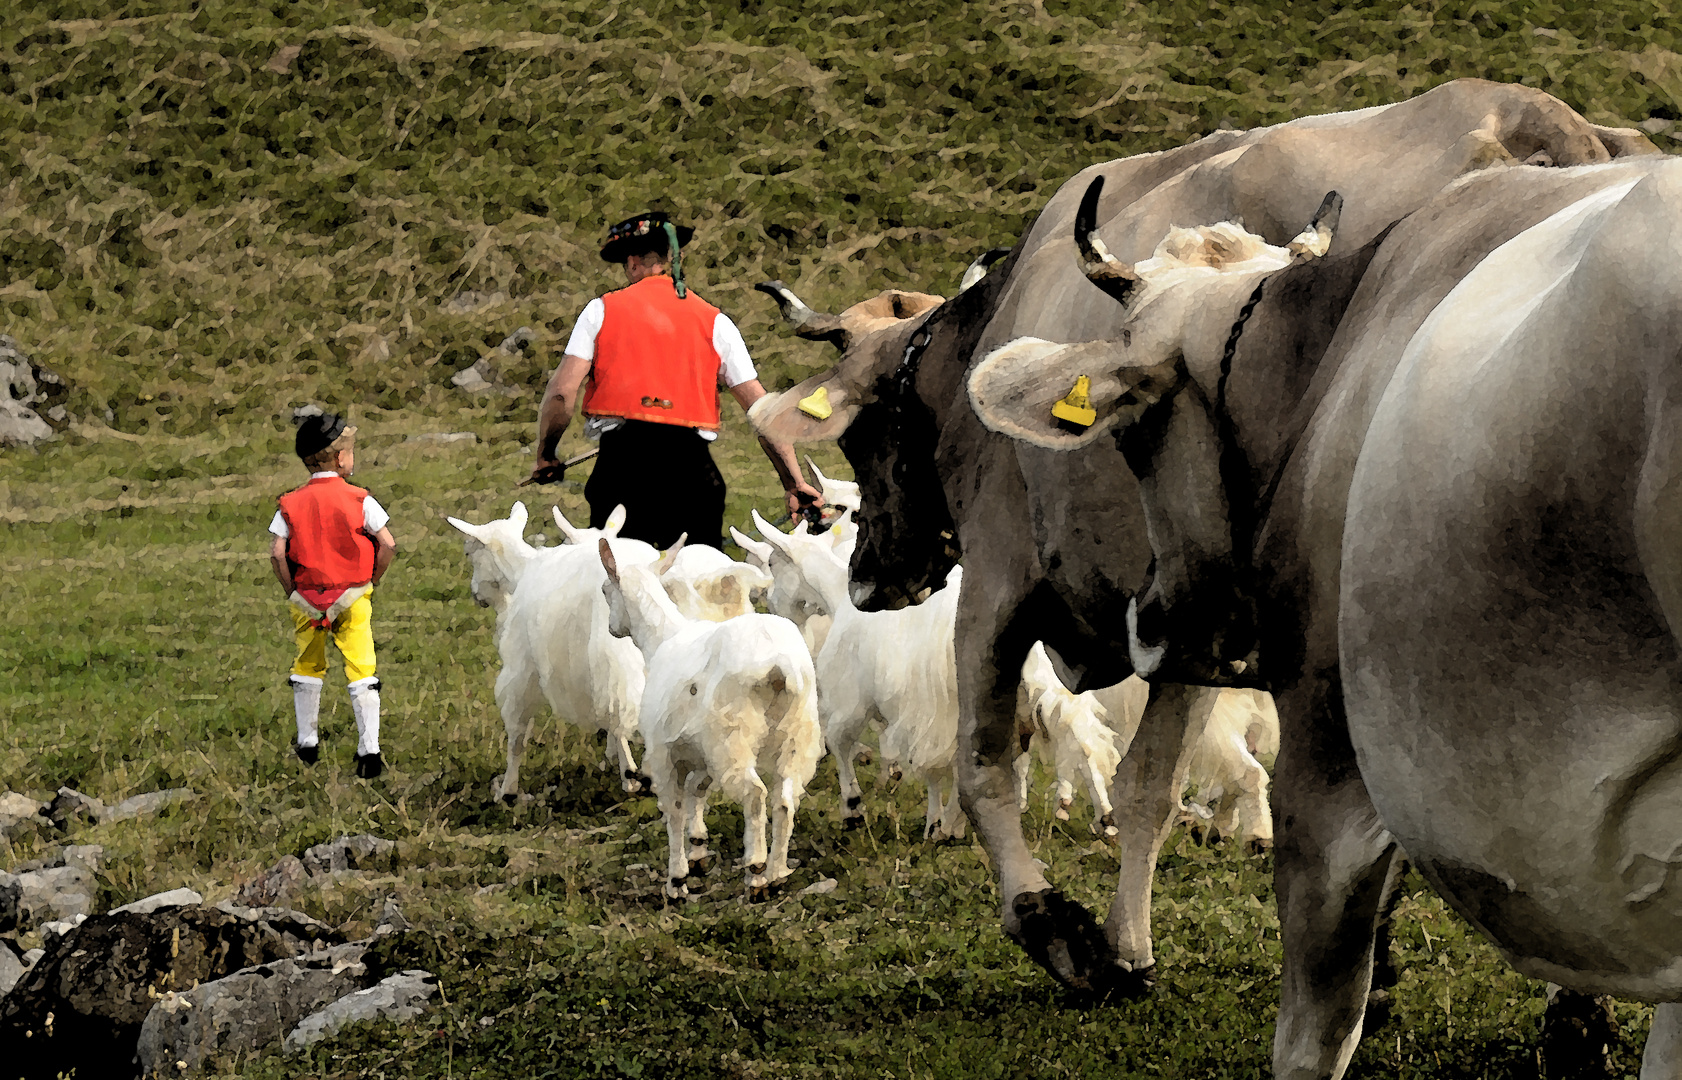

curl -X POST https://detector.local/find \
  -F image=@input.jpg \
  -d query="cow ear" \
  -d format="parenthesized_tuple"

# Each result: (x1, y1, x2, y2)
(748, 373, 860, 443)
(966, 336, 1180, 451)
(551, 506, 585, 544)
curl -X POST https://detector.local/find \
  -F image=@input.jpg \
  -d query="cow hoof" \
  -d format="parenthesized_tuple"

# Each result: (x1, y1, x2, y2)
(1542, 987, 1619, 1080)
(1006, 889, 1137, 998)
(1364, 987, 1393, 1034)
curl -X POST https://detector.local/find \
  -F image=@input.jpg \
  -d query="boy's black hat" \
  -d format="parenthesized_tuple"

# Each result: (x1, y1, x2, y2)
(600, 211, 693, 263)
(295, 412, 353, 459)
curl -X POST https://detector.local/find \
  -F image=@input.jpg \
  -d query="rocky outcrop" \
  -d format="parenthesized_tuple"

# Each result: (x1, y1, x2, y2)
(0, 904, 339, 1080)
(282, 969, 438, 1052)
(0, 336, 67, 446)
(135, 942, 373, 1075)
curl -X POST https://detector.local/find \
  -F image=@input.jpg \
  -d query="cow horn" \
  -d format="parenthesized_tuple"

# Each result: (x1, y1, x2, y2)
(754, 281, 850, 349)
(958, 247, 1011, 293)
(1074, 176, 1139, 305)
(1287, 190, 1343, 262)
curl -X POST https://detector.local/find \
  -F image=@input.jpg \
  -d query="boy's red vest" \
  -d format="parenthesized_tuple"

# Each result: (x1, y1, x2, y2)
(277, 476, 375, 590)
(584, 274, 724, 430)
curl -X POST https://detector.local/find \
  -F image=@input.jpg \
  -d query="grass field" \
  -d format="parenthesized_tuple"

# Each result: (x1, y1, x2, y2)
(3, 0, 1679, 1075)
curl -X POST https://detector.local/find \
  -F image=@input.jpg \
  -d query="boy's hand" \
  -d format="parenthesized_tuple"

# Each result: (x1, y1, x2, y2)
(270, 535, 295, 596)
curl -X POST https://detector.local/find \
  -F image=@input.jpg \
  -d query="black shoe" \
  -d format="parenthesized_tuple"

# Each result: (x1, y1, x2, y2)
(295, 744, 319, 765)
(354, 752, 383, 779)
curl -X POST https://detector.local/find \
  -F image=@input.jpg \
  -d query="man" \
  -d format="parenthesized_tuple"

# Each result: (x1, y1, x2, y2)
(530, 211, 822, 549)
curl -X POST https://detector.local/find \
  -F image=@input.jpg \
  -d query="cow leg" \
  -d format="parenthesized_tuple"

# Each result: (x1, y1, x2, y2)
(1101, 682, 1216, 977)
(1272, 715, 1397, 1080)
(1642, 1003, 1682, 1079)
(958, 585, 1125, 993)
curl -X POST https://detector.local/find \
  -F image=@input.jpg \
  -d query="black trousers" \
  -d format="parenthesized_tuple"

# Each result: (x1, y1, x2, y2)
(584, 420, 726, 550)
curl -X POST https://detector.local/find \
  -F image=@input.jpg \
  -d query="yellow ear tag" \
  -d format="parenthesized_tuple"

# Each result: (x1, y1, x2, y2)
(798, 386, 834, 420)
(1051, 375, 1097, 428)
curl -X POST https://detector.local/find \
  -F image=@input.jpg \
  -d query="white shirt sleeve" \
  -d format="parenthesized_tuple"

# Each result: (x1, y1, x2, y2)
(269, 510, 289, 538)
(362, 496, 390, 535)
(713, 313, 758, 388)
(564, 298, 607, 360)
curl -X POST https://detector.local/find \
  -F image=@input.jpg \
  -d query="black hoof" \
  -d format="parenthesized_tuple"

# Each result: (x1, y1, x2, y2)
(1246, 837, 1273, 856)
(687, 855, 712, 877)
(1364, 988, 1393, 1034)
(354, 752, 383, 779)
(1541, 987, 1618, 1080)
(841, 814, 864, 831)
(500, 792, 517, 807)
(294, 744, 318, 765)
(1007, 889, 1142, 999)
(845, 795, 862, 811)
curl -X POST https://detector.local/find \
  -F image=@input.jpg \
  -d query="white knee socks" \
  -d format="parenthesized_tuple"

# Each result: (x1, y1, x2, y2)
(291, 675, 323, 748)
(348, 677, 381, 756)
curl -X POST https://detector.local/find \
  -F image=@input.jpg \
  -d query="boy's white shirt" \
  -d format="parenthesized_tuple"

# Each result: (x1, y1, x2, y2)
(269, 472, 390, 538)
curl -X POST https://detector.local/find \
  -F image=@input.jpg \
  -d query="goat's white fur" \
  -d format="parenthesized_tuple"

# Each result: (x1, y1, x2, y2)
(599, 536, 822, 898)
(447, 502, 656, 801)
(754, 510, 965, 840)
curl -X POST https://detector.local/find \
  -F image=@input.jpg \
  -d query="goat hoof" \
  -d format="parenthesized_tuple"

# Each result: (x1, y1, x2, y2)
(854, 748, 873, 766)
(887, 767, 903, 782)
(664, 879, 689, 900)
(687, 852, 711, 877)
(1246, 837, 1273, 856)
(842, 813, 864, 831)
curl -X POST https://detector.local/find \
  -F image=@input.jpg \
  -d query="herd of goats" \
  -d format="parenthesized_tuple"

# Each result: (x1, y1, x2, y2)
(442, 77, 1682, 1078)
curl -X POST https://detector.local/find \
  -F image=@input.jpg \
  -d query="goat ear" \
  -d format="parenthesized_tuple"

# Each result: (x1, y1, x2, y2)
(605, 505, 629, 537)
(446, 516, 486, 541)
(655, 534, 687, 576)
(598, 538, 619, 582)
(552, 506, 584, 544)
(828, 507, 855, 544)
(509, 501, 528, 531)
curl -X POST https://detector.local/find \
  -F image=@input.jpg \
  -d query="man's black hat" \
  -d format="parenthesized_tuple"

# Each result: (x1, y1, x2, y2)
(600, 211, 693, 263)
(295, 412, 352, 459)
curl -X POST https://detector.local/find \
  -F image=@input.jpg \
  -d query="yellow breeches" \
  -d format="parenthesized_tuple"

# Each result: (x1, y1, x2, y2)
(290, 590, 376, 683)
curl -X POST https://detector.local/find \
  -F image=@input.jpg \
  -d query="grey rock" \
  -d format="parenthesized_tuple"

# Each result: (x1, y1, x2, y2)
(0, 942, 23, 998)
(20, 949, 41, 968)
(47, 786, 105, 828)
(497, 326, 535, 355)
(301, 834, 395, 876)
(112, 888, 204, 916)
(440, 289, 506, 315)
(373, 897, 409, 935)
(0, 337, 61, 447)
(797, 877, 839, 897)
(0, 792, 47, 838)
(15, 864, 95, 926)
(38, 913, 86, 941)
(104, 788, 195, 823)
(450, 358, 493, 392)
(404, 431, 477, 445)
(1640, 117, 1675, 136)
(235, 855, 310, 908)
(282, 969, 437, 1052)
(61, 844, 102, 873)
(0, 874, 18, 933)
(0, 904, 341, 1080)
(136, 943, 372, 1076)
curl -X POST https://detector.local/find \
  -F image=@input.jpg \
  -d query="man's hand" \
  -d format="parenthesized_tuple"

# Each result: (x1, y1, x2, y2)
(786, 482, 824, 523)
(528, 457, 568, 486)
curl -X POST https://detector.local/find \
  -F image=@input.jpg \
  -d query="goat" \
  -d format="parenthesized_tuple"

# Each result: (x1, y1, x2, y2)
(599, 536, 822, 899)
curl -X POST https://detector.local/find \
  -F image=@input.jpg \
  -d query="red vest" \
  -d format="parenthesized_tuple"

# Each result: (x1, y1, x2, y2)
(277, 476, 376, 590)
(584, 274, 724, 430)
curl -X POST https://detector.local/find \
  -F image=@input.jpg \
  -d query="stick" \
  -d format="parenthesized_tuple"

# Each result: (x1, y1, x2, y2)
(518, 447, 600, 487)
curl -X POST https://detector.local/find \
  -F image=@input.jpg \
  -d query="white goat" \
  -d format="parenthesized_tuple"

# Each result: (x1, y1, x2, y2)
(448, 502, 657, 802)
(1013, 643, 1144, 840)
(753, 510, 966, 840)
(1177, 688, 1277, 848)
(656, 543, 768, 623)
(599, 536, 823, 899)
(805, 456, 861, 516)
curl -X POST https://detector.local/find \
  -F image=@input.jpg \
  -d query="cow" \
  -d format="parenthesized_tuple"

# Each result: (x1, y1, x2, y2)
(749, 78, 1659, 998)
(967, 151, 1682, 1076)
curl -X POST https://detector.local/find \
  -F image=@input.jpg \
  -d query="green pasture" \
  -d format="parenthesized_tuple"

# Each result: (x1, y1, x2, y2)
(3, 0, 1679, 1075)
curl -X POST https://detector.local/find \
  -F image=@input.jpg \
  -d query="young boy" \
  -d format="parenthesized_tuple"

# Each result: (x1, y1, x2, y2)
(269, 412, 397, 778)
